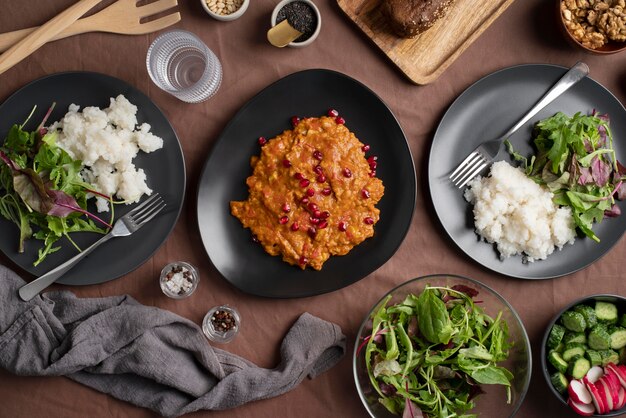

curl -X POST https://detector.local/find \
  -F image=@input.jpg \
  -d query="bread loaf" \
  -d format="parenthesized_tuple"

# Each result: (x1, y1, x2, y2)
(382, 0, 455, 38)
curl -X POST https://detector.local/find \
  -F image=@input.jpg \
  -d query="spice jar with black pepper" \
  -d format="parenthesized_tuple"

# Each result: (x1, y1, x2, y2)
(159, 261, 199, 299)
(202, 305, 240, 343)
(271, 0, 321, 47)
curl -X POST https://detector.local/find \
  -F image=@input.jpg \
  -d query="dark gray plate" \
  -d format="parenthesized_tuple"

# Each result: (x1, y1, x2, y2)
(197, 69, 416, 298)
(429, 64, 626, 279)
(0, 72, 185, 285)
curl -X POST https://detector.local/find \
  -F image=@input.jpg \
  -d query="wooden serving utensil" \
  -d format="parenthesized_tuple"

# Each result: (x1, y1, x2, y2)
(0, 0, 181, 53)
(0, 0, 102, 75)
(267, 20, 303, 47)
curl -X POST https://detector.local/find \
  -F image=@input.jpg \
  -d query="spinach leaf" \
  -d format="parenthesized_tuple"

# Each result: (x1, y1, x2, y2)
(416, 287, 453, 344)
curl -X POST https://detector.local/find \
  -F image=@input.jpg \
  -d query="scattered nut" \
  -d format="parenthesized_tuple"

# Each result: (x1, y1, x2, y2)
(561, 0, 626, 48)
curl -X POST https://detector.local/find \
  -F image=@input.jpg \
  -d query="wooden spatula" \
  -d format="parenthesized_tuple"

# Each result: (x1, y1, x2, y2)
(0, 0, 102, 75)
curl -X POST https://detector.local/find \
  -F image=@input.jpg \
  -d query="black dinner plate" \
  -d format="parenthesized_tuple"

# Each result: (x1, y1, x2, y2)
(0, 72, 185, 285)
(197, 69, 416, 298)
(429, 64, 626, 279)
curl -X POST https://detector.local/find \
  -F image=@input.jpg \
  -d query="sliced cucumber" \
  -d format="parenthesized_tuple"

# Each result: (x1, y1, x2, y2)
(568, 357, 591, 380)
(562, 311, 587, 332)
(609, 327, 626, 350)
(562, 345, 586, 362)
(595, 301, 618, 324)
(564, 332, 587, 345)
(599, 349, 619, 367)
(548, 324, 566, 349)
(575, 304, 598, 329)
(548, 350, 569, 373)
(585, 350, 603, 367)
(588, 324, 611, 350)
(620, 313, 626, 328)
(551, 371, 569, 394)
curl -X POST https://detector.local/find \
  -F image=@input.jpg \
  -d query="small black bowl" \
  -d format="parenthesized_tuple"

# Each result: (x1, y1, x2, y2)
(541, 294, 626, 417)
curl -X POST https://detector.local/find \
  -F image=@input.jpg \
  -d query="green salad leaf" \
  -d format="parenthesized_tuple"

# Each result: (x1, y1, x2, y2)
(507, 111, 625, 242)
(360, 284, 514, 418)
(0, 106, 112, 265)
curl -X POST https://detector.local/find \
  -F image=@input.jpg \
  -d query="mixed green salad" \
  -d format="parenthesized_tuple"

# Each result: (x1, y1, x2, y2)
(360, 284, 514, 418)
(507, 111, 625, 242)
(0, 106, 111, 266)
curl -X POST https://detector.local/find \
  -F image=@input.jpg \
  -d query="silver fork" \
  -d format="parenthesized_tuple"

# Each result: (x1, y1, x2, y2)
(18, 193, 166, 301)
(449, 61, 589, 189)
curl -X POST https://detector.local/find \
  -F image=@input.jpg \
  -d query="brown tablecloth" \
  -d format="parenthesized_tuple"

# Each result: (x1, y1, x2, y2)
(1, 0, 625, 417)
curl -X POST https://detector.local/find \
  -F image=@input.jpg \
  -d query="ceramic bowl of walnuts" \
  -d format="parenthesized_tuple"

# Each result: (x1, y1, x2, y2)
(558, 0, 626, 54)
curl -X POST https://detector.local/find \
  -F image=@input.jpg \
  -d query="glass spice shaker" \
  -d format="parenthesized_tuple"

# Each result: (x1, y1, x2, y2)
(202, 305, 240, 343)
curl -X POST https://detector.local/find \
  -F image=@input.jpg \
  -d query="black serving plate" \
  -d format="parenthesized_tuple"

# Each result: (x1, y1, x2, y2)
(197, 69, 416, 298)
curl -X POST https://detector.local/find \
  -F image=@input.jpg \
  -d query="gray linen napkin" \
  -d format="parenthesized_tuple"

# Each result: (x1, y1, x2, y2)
(0, 265, 346, 417)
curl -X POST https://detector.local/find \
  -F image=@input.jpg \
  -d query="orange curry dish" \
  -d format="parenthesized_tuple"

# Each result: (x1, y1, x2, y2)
(230, 113, 384, 270)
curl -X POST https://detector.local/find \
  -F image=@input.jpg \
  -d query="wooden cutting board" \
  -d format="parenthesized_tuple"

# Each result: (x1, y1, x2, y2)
(337, 0, 516, 84)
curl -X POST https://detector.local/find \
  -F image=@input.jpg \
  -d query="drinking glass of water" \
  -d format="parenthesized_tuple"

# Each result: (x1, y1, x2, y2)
(146, 30, 222, 103)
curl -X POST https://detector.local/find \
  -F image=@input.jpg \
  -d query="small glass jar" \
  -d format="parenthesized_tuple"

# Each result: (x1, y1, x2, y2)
(203, 305, 240, 343)
(159, 261, 199, 299)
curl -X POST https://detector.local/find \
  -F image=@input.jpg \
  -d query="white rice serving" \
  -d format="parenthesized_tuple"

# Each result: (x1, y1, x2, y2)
(50, 95, 164, 212)
(464, 161, 576, 262)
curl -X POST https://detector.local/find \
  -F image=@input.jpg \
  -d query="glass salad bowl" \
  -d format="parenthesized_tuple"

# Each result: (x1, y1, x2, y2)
(353, 274, 531, 417)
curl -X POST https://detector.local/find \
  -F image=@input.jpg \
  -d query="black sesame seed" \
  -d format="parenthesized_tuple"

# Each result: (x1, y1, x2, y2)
(276, 1, 317, 43)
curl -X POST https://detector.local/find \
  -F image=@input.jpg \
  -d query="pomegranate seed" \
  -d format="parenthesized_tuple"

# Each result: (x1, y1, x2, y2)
(367, 156, 378, 164)
(321, 188, 332, 196)
(320, 211, 330, 219)
(307, 202, 318, 212)
(318, 220, 328, 229)
(298, 255, 308, 265)
(294, 172, 304, 180)
(258, 136, 267, 145)
(313, 165, 323, 175)
(291, 222, 300, 231)
(279, 216, 289, 224)
(282, 159, 292, 168)
(282, 202, 291, 213)
(313, 209, 322, 218)
(316, 174, 326, 183)
(300, 196, 310, 205)
(252, 234, 260, 242)
(306, 188, 315, 197)
(362, 144, 370, 152)
(338, 221, 347, 232)
(291, 116, 300, 127)
(369, 170, 376, 177)
(335, 116, 345, 125)
(299, 179, 310, 188)
(313, 150, 323, 160)
(307, 227, 317, 238)
(343, 168, 352, 178)
(327, 108, 339, 117)
(369, 160, 378, 170)
(361, 189, 370, 199)
(310, 217, 320, 225)
(364, 217, 374, 225)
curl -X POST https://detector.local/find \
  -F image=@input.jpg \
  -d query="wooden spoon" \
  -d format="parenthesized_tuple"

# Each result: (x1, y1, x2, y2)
(267, 20, 303, 48)
(0, 0, 102, 75)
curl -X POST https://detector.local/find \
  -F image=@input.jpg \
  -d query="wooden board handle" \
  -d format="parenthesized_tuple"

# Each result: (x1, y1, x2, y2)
(0, 0, 101, 75)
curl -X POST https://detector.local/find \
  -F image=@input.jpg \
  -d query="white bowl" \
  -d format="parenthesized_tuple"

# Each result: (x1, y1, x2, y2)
(270, 0, 321, 47)
(200, 0, 249, 21)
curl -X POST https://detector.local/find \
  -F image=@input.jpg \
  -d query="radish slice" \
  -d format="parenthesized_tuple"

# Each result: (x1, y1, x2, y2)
(569, 379, 593, 405)
(615, 364, 626, 388)
(617, 387, 626, 410)
(586, 366, 604, 384)
(585, 379, 607, 414)
(606, 363, 626, 388)
(597, 378, 615, 411)
(568, 397, 596, 416)
(603, 370, 621, 407)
